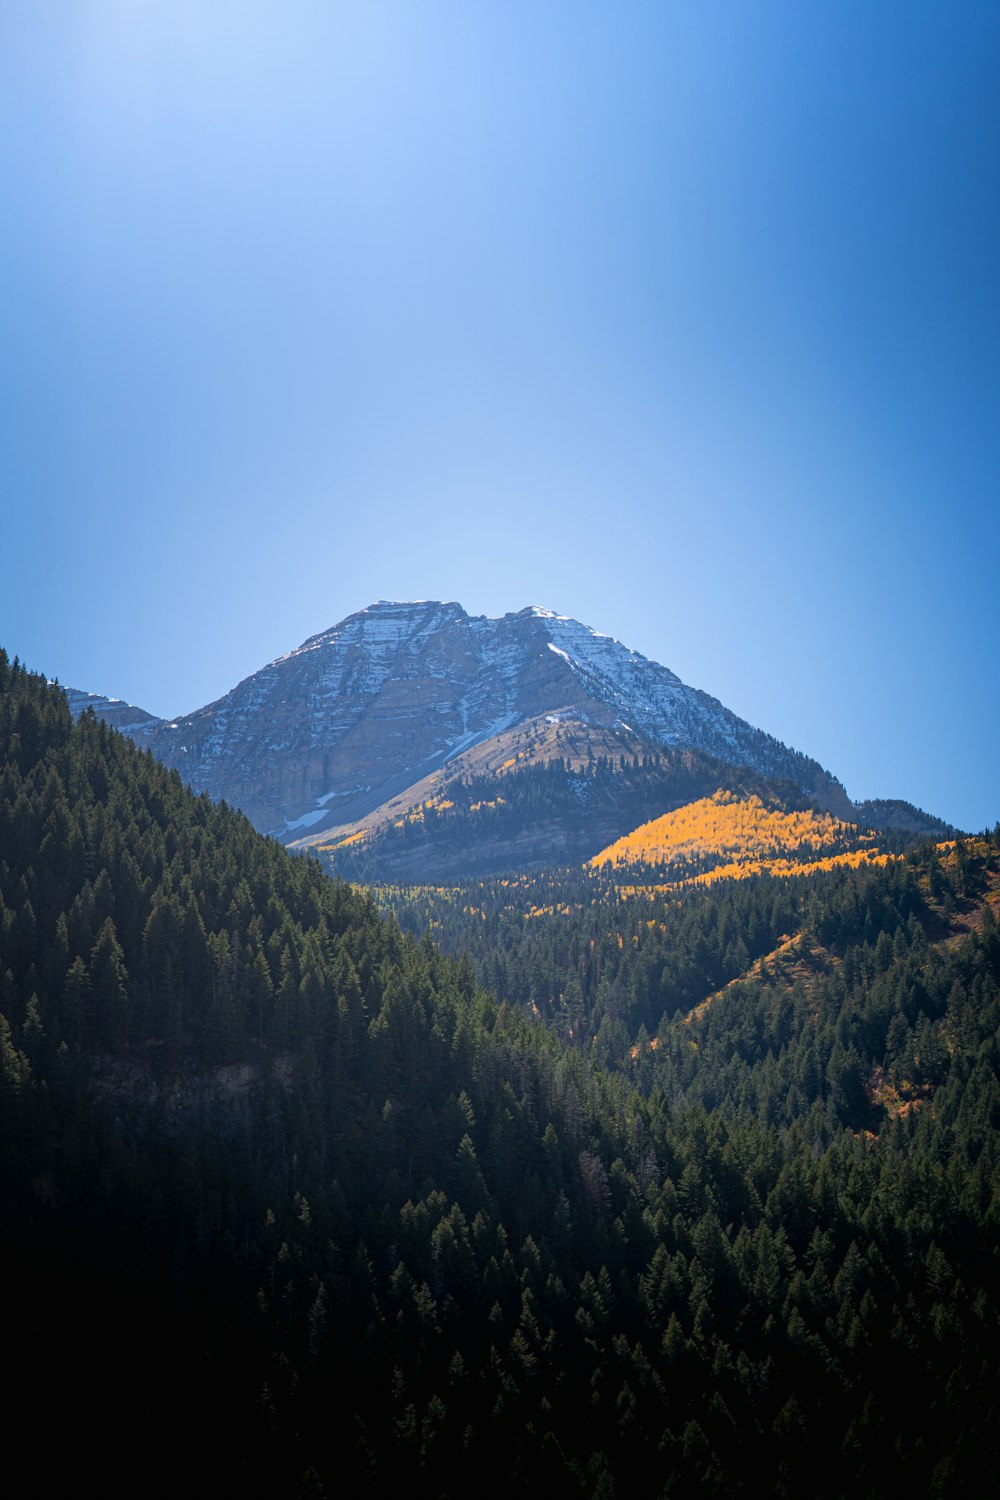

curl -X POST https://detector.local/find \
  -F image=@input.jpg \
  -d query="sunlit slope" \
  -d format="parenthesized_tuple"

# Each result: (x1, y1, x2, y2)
(590, 789, 888, 882)
(301, 710, 646, 851)
(307, 740, 784, 882)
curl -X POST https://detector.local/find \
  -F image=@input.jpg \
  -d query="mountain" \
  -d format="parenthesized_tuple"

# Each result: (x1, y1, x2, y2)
(62, 685, 164, 738)
(65, 600, 948, 876)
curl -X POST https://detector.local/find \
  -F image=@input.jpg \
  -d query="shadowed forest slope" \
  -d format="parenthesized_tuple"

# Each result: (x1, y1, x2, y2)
(2, 650, 998, 1497)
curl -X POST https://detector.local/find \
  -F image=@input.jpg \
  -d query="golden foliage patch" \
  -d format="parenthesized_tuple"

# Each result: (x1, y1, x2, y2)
(590, 790, 879, 877)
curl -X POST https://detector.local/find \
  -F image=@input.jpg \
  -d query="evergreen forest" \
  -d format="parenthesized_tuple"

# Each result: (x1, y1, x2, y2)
(2, 650, 998, 1496)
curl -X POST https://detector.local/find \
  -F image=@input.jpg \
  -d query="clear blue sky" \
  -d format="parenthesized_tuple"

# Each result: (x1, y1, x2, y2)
(2, 2, 997, 830)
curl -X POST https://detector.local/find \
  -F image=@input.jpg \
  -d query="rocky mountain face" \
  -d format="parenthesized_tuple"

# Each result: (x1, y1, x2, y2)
(62, 688, 163, 739)
(67, 601, 856, 847)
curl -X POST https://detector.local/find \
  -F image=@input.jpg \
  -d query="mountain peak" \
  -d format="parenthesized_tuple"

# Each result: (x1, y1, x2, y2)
(67, 598, 855, 844)
(367, 598, 464, 614)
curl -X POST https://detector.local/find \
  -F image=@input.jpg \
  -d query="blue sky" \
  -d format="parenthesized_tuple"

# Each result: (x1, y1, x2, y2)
(2, 2, 997, 830)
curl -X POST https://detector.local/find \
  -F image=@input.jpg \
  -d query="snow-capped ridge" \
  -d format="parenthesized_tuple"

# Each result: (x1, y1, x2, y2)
(66, 599, 855, 841)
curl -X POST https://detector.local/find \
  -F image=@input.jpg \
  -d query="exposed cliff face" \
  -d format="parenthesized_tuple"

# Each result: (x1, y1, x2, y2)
(67, 600, 854, 841)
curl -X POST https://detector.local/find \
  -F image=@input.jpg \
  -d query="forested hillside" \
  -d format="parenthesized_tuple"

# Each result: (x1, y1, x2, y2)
(313, 749, 950, 885)
(315, 752, 854, 883)
(2, 649, 998, 1496)
(588, 789, 885, 880)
